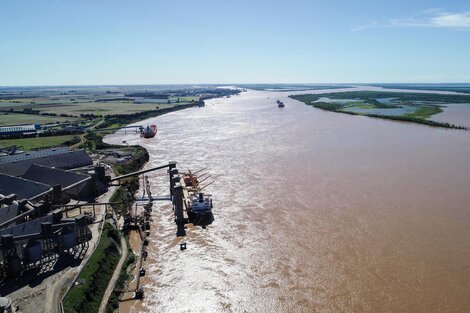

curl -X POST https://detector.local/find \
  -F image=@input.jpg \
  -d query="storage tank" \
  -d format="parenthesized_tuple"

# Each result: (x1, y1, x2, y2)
(94, 166, 106, 182)
(24, 240, 42, 263)
(0, 297, 12, 313)
(62, 228, 77, 250)
(9, 255, 21, 274)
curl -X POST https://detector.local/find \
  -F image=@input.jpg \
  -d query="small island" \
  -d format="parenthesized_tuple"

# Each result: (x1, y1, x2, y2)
(290, 91, 470, 129)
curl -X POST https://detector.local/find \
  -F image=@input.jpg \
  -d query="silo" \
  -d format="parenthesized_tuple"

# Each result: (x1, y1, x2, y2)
(9, 255, 21, 274)
(0, 296, 12, 313)
(24, 240, 42, 264)
(94, 165, 106, 182)
(62, 228, 77, 250)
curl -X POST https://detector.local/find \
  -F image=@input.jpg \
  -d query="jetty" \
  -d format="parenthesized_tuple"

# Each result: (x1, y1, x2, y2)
(109, 162, 215, 300)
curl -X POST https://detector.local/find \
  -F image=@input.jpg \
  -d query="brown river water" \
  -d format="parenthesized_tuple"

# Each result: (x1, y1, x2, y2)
(105, 88, 470, 313)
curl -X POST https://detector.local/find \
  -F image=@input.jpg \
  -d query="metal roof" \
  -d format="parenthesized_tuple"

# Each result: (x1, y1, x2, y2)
(0, 149, 92, 176)
(0, 147, 70, 164)
(22, 164, 90, 189)
(0, 215, 54, 237)
(0, 204, 20, 224)
(0, 174, 51, 200)
(0, 124, 36, 134)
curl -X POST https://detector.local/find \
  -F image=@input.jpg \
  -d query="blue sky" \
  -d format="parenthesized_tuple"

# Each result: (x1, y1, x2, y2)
(1, 0, 470, 85)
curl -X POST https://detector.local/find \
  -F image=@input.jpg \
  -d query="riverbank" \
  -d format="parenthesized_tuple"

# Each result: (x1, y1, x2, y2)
(63, 223, 121, 313)
(62, 94, 232, 312)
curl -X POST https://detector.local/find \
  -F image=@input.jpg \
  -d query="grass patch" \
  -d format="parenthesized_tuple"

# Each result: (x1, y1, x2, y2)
(1, 102, 186, 117)
(0, 112, 76, 126)
(63, 223, 121, 313)
(0, 134, 77, 151)
(105, 236, 136, 313)
(404, 105, 443, 119)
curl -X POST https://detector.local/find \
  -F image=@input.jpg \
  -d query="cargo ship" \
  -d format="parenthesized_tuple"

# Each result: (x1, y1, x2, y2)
(140, 124, 157, 138)
(188, 192, 214, 227)
(182, 170, 215, 227)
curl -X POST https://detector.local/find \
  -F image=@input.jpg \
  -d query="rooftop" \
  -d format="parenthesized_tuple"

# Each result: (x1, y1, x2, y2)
(0, 204, 20, 225)
(0, 174, 51, 200)
(0, 215, 54, 237)
(0, 147, 70, 165)
(0, 149, 92, 176)
(22, 164, 90, 189)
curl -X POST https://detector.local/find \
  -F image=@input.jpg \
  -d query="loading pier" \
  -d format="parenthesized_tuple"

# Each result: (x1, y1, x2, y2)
(112, 162, 215, 300)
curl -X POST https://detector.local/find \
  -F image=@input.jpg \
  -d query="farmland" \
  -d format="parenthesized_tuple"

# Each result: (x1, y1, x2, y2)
(0, 134, 77, 151)
(0, 85, 241, 151)
(0, 112, 77, 126)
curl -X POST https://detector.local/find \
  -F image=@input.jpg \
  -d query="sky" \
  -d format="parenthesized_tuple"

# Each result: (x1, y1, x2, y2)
(1, 0, 470, 86)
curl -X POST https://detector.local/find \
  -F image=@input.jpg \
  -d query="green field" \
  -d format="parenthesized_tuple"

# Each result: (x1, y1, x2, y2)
(0, 135, 77, 150)
(404, 106, 443, 119)
(0, 113, 77, 126)
(0, 101, 191, 117)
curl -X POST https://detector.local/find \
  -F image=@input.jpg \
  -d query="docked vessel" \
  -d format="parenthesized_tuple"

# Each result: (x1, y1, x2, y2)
(140, 124, 157, 138)
(191, 192, 213, 213)
(181, 170, 215, 227)
(188, 192, 214, 227)
(277, 100, 285, 108)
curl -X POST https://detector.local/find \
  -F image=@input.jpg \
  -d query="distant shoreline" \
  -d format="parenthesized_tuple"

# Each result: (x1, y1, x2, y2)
(290, 91, 469, 130)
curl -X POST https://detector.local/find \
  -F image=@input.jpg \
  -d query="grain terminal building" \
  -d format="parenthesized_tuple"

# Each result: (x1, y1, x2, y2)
(0, 148, 109, 202)
(0, 147, 92, 176)
(0, 148, 108, 283)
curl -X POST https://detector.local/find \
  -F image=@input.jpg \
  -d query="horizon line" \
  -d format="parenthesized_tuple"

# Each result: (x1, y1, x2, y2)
(1, 82, 470, 88)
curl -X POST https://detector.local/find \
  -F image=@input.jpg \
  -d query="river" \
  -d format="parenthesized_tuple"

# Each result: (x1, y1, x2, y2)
(105, 88, 470, 313)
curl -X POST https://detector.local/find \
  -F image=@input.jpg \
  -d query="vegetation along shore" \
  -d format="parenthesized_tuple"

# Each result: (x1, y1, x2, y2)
(290, 91, 470, 130)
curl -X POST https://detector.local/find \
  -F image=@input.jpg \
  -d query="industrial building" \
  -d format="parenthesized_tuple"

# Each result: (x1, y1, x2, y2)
(0, 174, 51, 201)
(0, 147, 103, 202)
(0, 147, 71, 165)
(0, 196, 92, 283)
(21, 164, 107, 201)
(0, 149, 108, 285)
(0, 124, 40, 136)
(0, 148, 92, 177)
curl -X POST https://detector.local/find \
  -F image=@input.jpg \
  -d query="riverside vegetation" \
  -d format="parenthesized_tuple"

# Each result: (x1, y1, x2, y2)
(63, 223, 121, 313)
(290, 91, 470, 129)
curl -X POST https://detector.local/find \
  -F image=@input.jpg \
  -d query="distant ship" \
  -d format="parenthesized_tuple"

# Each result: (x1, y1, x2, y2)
(140, 124, 157, 138)
(277, 100, 285, 108)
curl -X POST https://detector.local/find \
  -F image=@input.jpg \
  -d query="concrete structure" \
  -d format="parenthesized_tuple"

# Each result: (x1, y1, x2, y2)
(0, 297, 12, 313)
(0, 205, 92, 283)
(0, 215, 92, 262)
